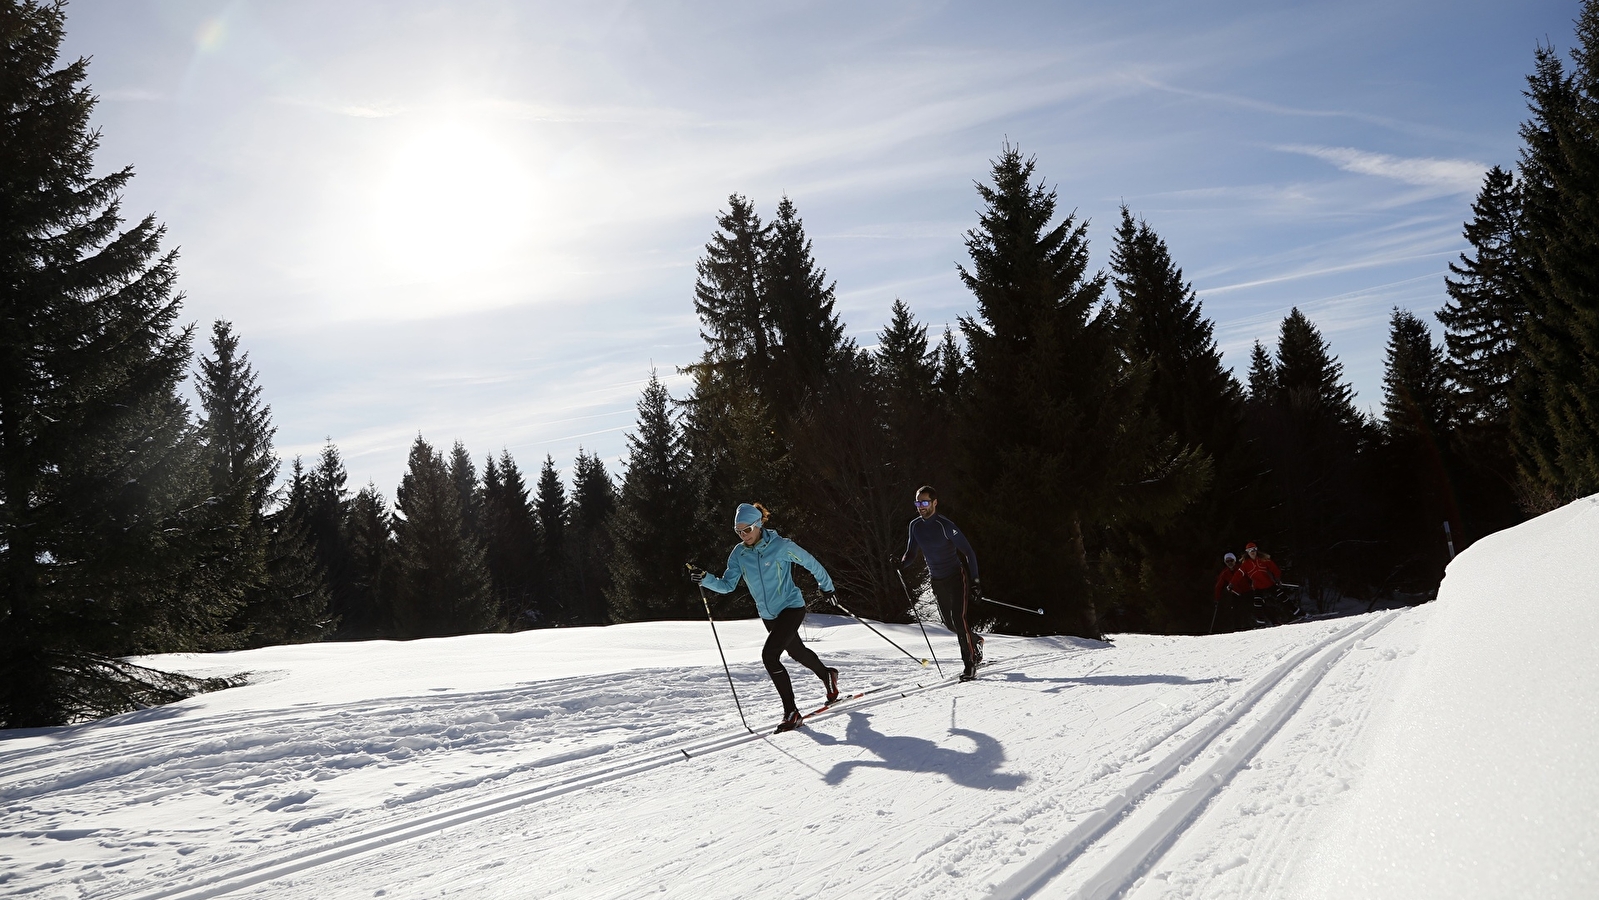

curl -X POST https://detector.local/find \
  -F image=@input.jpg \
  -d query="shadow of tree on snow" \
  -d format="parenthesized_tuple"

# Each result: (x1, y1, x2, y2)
(806, 711, 1027, 789)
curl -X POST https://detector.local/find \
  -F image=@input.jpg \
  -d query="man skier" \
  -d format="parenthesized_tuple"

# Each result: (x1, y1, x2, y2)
(1212, 552, 1250, 631)
(898, 486, 984, 682)
(693, 503, 841, 733)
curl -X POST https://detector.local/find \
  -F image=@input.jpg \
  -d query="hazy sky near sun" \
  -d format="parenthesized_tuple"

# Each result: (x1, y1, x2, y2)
(60, 0, 1577, 496)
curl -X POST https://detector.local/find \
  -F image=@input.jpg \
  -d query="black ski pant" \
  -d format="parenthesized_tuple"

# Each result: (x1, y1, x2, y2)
(761, 606, 831, 713)
(929, 573, 978, 668)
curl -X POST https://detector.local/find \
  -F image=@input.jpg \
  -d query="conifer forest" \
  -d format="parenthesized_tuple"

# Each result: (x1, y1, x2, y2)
(3, 0, 1598, 728)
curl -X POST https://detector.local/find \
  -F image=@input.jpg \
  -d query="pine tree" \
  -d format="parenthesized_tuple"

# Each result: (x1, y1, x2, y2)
(448, 441, 481, 543)
(1, 2, 233, 727)
(1276, 308, 1364, 431)
(568, 449, 617, 625)
(932, 325, 966, 407)
(534, 454, 571, 621)
(1440, 166, 1527, 425)
(1375, 308, 1459, 589)
(392, 436, 497, 637)
(1247, 340, 1279, 401)
(480, 451, 544, 629)
(764, 196, 847, 411)
(692, 195, 771, 387)
(305, 441, 353, 635)
(344, 483, 394, 638)
(955, 146, 1206, 637)
(1510, 8, 1599, 508)
(239, 459, 334, 646)
(607, 373, 695, 621)
(1103, 208, 1249, 632)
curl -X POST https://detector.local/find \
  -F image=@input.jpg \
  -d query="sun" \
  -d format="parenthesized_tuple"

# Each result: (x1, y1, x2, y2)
(368, 121, 534, 282)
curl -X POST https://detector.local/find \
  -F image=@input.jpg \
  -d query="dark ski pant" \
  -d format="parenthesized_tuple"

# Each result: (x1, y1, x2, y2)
(761, 606, 831, 713)
(929, 573, 978, 668)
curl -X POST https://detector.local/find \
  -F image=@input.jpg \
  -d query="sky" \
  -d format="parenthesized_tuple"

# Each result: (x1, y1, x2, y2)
(58, 0, 1580, 497)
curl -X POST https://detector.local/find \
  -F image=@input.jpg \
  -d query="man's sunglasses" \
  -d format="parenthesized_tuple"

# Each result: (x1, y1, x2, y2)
(914, 500, 933, 509)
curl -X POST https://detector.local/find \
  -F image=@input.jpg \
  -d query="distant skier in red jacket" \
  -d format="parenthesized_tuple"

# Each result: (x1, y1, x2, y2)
(1212, 552, 1251, 632)
(1236, 542, 1282, 592)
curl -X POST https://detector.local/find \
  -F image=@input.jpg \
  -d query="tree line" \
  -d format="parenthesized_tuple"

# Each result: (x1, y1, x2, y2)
(4, 0, 1597, 727)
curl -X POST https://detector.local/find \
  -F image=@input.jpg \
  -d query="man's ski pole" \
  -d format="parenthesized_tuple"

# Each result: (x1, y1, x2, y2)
(688, 565, 753, 734)
(1208, 596, 1220, 634)
(827, 595, 929, 667)
(895, 568, 943, 677)
(981, 595, 1045, 616)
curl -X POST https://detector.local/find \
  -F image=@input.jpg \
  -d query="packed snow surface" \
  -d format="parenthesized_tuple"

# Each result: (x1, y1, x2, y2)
(3, 496, 1597, 899)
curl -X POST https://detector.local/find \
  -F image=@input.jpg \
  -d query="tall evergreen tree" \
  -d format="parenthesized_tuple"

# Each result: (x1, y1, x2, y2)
(955, 146, 1206, 637)
(567, 449, 617, 625)
(305, 441, 353, 636)
(764, 195, 847, 412)
(448, 441, 481, 542)
(391, 436, 497, 637)
(1103, 208, 1249, 632)
(1247, 340, 1279, 400)
(240, 459, 334, 646)
(1440, 166, 1527, 425)
(1, 2, 233, 727)
(480, 451, 543, 629)
(534, 454, 571, 620)
(692, 195, 771, 387)
(1381, 309, 1451, 439)
(1510, 10, 1599, 508)
(344, 483, 394, 638)
(607, 374, 695, 621)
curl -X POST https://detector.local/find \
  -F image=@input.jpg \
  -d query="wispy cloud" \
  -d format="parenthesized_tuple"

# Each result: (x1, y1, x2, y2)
(1279, 145, 1485, 192)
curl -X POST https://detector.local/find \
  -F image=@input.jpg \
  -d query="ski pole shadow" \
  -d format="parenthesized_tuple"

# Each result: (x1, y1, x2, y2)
(991, 672, 1237, 694)
(805, 711, 1027, 790)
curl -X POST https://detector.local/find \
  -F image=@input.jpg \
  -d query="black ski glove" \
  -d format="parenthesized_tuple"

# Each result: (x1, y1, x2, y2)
(820, 589, 839, 607)
(969, 580, 982, 602)
(687, 565, 706, 584)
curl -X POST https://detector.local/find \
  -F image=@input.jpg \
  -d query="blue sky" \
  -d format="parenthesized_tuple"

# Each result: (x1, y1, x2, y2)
(60, 0, 1578, 496)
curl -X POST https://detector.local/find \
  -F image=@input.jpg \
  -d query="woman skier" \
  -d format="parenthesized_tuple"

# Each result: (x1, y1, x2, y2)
(693, 503, 841, 733)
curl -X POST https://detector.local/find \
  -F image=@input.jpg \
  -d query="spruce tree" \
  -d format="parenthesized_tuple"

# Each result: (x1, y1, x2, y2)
(692, 195, 771, 387)
(1381, 309, 1450, 438)
(534, 454, 571, 620)
(764, 195, 847, 411)
(1247, 340, 1279, 401)
(480, 451, 543, 629)
(1, 2, 232, 726)
(448, 441, 481, 542)
(1440, 166, 1526, 425)
(568, 449, 617, 625)
(607, 374, 694, 621)
(1104, 208, 1248, 632)
(955, 146, 1206, 637)
(305, 442, 353, 635)
(239, 459, 334, 646)
(344, 483, 394, 638)
(392, 436, 497, 637)
(1510, 9, 1599, 508)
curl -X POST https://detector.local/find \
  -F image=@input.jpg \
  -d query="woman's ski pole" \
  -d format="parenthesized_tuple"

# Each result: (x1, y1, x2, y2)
(688, 565, 753, 734)
(826, 595, 929, 667)
(895, 569, 943, 677)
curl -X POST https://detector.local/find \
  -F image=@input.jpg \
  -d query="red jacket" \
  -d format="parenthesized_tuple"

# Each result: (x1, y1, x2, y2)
(1214, 565, 1249, 600)
(1238, 556, 1282, 591)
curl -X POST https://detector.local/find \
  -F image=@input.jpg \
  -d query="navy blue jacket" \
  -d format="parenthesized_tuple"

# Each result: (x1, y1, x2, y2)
(902, 514, 979, 581)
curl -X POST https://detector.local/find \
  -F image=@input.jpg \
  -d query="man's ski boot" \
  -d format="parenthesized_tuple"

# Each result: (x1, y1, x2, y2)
(959, 662, 978, 682)
(823, 667, 841, 704)
(774, 709, 804, 733)
(973, 635, 985, 666)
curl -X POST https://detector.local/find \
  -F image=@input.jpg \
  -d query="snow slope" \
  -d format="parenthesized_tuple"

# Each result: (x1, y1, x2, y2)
(2, 495, 1596, 899)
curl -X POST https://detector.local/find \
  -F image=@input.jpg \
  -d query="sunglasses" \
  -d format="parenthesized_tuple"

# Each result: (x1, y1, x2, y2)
(735, 523, 759, 535)
(914, 500, 933, 509)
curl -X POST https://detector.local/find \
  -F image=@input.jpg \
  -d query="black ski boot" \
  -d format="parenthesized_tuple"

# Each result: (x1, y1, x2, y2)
(973, 635, 985, 666)
(823, 667, 841, 704)
(959, 662, 978, 682)
(774, 709, 804, 733)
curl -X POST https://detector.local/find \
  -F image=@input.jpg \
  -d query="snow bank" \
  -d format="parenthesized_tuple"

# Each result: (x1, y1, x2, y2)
(1294, 495, 1599, 898)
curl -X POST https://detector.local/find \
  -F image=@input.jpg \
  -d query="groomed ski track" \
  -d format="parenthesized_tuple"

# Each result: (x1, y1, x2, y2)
(0, 608, 1427, 900)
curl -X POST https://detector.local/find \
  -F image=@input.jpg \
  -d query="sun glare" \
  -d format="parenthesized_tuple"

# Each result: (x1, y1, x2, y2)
(368, 122, 534, 282)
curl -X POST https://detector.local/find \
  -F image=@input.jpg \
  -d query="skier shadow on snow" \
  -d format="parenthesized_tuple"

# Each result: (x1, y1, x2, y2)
(993, 672, 1237, 695)
(805, 711, 1027, 790)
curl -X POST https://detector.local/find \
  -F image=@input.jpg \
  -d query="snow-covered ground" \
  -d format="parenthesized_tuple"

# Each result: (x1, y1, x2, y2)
(4, 495, 1597, 899)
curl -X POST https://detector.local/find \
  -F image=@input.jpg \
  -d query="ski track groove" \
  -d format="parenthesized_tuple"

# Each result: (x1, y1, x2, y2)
(98, 648, 1081, 900)
(987, 613, 1399, 900)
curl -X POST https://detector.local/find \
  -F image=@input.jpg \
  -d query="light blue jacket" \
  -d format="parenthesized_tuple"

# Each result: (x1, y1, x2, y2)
(700, 529, 835, 620)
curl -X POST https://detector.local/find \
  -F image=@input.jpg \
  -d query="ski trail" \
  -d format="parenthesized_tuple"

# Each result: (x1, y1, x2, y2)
(988, 613, 1398, 900)
(104, 648, 1081, 900)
